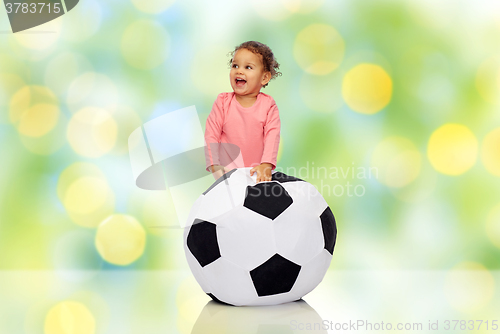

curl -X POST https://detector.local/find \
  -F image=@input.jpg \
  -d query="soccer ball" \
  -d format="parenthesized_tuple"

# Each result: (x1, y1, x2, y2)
(183, 168, 337, 306)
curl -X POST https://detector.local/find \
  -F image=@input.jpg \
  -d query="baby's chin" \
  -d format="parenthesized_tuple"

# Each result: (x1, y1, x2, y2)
(231, 87, 245, 95)
(233, 90, 249, 96)
(231, 84, 262, 96)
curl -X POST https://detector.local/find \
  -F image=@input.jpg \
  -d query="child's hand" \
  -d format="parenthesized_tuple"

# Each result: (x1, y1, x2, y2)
(209, 165, 226, 180)
(250, 163, 273, 183)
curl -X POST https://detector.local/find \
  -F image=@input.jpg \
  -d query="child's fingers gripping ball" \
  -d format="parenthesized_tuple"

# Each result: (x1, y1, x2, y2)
(250, 163, 273, 183)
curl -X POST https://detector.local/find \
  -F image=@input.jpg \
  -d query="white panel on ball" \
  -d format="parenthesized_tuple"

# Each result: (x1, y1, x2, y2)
(217, 206, 278, 271)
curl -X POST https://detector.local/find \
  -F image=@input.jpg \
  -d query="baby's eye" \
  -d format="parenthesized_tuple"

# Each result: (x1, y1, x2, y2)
(232, 64, 238, 68)
(246, 66, 252, 69)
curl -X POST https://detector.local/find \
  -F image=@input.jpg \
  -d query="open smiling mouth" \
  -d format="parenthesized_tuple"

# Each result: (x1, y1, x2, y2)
(235, 78, 247, 87)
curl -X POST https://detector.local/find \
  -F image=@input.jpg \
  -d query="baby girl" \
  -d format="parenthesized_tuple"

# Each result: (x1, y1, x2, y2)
(204, 41, 282, 183)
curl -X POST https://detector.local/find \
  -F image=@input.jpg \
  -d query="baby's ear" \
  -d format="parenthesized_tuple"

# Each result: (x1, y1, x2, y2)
(262, 71, 272, 86)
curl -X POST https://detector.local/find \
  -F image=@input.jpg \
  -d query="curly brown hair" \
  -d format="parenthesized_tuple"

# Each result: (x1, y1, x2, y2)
(227, 41, 282, 88)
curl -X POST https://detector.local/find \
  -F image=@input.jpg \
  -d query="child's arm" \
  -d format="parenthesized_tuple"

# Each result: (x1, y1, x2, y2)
(260, 104, 280, 169)
(251, 103, 281, 182)
(205, 94, 225, 177)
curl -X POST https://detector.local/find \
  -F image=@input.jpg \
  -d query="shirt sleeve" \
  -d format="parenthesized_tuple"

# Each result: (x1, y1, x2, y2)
(260, 103, 281, 170)
(204, 94, 225, 171)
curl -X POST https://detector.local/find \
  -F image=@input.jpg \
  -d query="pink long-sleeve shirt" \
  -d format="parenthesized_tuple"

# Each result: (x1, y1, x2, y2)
(204, 92, 281, 171)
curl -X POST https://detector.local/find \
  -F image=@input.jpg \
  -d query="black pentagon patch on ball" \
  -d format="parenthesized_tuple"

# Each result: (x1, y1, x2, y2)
(187, 219, 221, 267)
(320, 207, 337, 255)
(207, 293, 234, 306)
(203, 168, 237, 195)
(271, 172, 304, 183)
(244, 182, 293, 220)
(250, 254, 301, 297)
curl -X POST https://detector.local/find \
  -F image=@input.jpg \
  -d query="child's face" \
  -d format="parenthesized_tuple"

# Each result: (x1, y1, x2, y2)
(230, 48, 271, 97)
